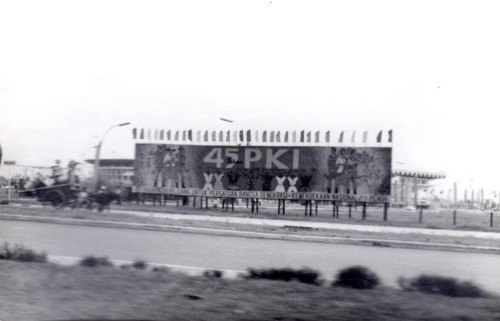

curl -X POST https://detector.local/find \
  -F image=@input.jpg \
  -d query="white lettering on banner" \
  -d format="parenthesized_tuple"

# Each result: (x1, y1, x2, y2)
(203, 148, 224, 168)
(244, 148, 262, 168)
(265, 149, 288, 169)
(136, 186, 389, 202)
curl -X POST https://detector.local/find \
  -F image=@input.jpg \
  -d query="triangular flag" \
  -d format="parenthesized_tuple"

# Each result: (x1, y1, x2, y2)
(263, 131, 267, 142)
(300, 131, 305, 143)
(388, 130, 393, 143)
(182, 130, 187, 141)
(284, 131, 289, 143)
(351, 131, 356, 144)
(226, 130, 231, 142)
(188, 129, 193, 141)
(147, 129, 152, 140)
(362, 131, 368, 143)
(255, 130, 259, 143)
(174, 131, 179, 141)
(306, 131, 311, 143)
(212, 131, 216, 141)
(140, 128, 144, 140)
(154, 129, 158, 140)
(203, 131, 208, 142)
(233, 130, 238, 142)
(325, 131, 330, 143)
(292, 131, 297, 143)
(239, 130, 244, 142)
(338, 131, 344, 143)
(159, 130, 164, 140)
(276, 131, 281, 142)
(246, 130, 251, 142)
(376, 131, 382, 143)
(315, 131, 319, 143)
(196, 130, 201, 142)
(132, 128, 137, 139)
(219, 130, 224, 142)
(270, 131, 275, 143)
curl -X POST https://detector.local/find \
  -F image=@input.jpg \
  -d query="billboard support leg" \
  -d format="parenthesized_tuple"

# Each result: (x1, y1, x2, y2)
(383, 203, 388, 221)
(278, 199, 281, 214)
(332, 201, 335, 217)
(231, 198, 234, 212)
(348, 203, 352, 218)
(205, 197, 208, 209)
(193, 197, 196, 208)
(309, 201, 313, 216)
(362, 202, 367, 219)
(283, 200, 286, 215)
(315, 201, 318, 216)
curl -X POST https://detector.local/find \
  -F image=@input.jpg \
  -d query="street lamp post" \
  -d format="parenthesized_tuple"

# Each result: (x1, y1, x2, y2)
(93, 122, 130, 192)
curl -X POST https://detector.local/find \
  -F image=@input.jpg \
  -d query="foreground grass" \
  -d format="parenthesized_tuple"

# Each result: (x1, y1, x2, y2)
(1, 261, 499, 321)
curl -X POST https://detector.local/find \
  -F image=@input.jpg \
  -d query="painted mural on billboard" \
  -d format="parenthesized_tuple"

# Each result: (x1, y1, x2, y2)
(134, 144, 392, 202)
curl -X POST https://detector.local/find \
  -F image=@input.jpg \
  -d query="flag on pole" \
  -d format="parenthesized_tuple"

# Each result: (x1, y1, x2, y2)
(284, 131, 289, 143)
(132, 128, 137, 139)
(255, 130, 259, 143)
(306, 131, 311, 143)
(226, 130, 231, 142)
(276, 131, 281, 142)
(233, 130, 238, 142)
(174, 131, 179, 141)
(140, 128, 144, 139)
(182, 130, 187, 141)
(362, 131, 368, 144)
(388, 129, 393, 143)
(239, 130, 244, 142)
(263, 131, 267, 142)
(325, 131, 330, 143)
(147, 129, 151, 140)
(167, 130, 171, 140)
(159, 130, 164, 140)
(154, 129, 158, 140)
(203, 131, 208, 142)
(246, 130, 251, 142)
(315, 131, 319, 143)
(351, 131, 356, 144)
(270, 131, 275, 143)
(300, 131, 305, 143)
(212, 131, 216, 141)
(376, 131, 382, 143)
(196, 130, 201, 142)
(219, 130, 224, 142)
(338, 131, 344, 143)
(292, 131, 297, 143)
(188, 129, 193, 141)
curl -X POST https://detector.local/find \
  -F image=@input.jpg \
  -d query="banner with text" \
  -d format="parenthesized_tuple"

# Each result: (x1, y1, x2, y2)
(134, 144, 392, 202)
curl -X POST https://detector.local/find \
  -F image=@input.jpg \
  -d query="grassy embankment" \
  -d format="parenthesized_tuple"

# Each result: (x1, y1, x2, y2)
(1, 260, 500, 321)
(3, 201, 500, 253)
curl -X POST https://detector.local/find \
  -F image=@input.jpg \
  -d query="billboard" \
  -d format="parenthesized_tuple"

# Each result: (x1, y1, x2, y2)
(134, 144, 392, 202)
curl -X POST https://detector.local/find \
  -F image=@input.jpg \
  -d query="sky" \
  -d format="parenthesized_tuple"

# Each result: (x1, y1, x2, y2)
(1, 0, 500, 193)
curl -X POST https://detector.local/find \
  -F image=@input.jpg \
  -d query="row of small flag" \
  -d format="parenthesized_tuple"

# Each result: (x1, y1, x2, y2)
(132, 128, 393, 144)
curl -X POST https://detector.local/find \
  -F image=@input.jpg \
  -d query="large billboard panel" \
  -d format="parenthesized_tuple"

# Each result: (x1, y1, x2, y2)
(134, 144, 391, 202)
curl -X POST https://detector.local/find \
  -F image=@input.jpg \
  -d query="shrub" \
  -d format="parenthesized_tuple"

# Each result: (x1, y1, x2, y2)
(152, 266, 170, 273)
(79, 256, 114, 268)
(398, 275, 487, 298)
(332, 266, 380, 289)
(132, 260, 148, 270)
(244, 267, 322, 285)
(203, 269, 223, 279)
(0, 243, 47, 263)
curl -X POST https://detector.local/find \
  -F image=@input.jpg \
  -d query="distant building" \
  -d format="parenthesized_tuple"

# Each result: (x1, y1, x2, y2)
(84, 159, 134, 186)
(391, 170, 446, 208)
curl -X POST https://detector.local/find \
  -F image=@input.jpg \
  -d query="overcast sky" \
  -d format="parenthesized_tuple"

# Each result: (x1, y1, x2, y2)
(1, 0, 499, 192)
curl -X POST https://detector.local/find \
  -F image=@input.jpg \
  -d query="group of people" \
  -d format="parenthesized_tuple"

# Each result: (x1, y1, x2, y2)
(150, 145, 187, 188)
(326, 147, 359, 195)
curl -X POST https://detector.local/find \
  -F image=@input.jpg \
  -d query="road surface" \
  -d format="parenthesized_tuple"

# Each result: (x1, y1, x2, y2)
(1, 219, 500, 293)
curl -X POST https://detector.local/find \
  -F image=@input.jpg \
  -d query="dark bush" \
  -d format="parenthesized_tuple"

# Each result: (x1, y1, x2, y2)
(132, 260, 148, 270)
(332, 266, 380, 289)
(244, 267, 322, 285)
(79, 256, 114, 268)
(398, 275, 487, 298)
(203, 269, 223, 279)
(0, 243, 47, 263)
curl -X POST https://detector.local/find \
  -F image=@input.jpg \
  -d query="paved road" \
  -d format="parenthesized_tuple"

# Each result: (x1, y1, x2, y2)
(1, 220, 500, 294)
